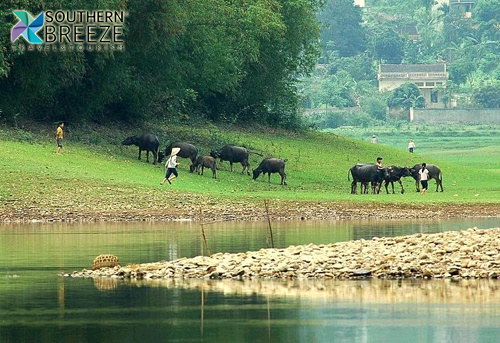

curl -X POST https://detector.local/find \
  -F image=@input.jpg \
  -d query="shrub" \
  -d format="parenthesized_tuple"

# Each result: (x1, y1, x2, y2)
(362, 97, 387, 120)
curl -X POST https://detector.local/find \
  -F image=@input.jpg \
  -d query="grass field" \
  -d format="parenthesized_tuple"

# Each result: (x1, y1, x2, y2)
(0, 122, 499, 220)
(331, 124, 500, 172)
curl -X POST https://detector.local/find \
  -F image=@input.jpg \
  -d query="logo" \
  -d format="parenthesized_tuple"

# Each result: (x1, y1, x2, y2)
(11, 11, 44, 44)
(11, 10, 126, 52)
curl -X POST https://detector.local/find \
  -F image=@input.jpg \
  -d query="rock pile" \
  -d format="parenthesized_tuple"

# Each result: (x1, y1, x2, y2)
(66, 227, 500, 280)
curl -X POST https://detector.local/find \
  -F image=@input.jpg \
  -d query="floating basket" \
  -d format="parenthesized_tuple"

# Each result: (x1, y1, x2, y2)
(92, 254, 120, 270)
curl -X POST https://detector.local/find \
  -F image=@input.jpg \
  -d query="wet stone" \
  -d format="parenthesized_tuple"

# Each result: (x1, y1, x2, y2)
(65, 228, 500, 281)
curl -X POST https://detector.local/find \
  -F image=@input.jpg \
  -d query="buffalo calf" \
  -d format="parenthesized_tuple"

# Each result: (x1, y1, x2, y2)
(191, 156, 217, 179)
(384, 166, 411, 194)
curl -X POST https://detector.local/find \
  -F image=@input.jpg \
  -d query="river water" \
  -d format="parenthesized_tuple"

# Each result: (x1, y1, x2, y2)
(1, 218, 499, 342)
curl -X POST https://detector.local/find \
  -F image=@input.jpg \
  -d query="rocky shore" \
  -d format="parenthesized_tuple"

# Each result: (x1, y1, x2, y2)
(67, 227, 500, 280)
(3, 199, 500, 223)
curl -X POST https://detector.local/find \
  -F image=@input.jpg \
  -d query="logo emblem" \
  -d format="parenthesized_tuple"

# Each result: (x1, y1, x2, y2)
(12, 11, 44, 44)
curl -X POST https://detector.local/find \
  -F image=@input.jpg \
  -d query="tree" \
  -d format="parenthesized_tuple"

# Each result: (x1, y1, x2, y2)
(0, 0, 323, 128)
(371, 28, 405, 63)
(473, 0, 500, 23)
(442, 6, 474, 44)
(362, 96, 387, 120)
(319, 0, 366, 58)
(473, 0, 500, 42)
(472, 83, 500, 108)
(322, 71, 357, 107)
(387, 83, 425, 110)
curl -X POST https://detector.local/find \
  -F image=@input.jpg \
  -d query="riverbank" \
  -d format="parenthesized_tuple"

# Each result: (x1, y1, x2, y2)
(67, 227, 500, 280)
(2, 199, 499, 223)
(1, 123, 499, 224)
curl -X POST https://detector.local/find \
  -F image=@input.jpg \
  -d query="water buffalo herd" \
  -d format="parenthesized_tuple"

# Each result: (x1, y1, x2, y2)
(121, 133, 443, 191)
(121, 134, 287, 184)
(349, 163, 443, 194)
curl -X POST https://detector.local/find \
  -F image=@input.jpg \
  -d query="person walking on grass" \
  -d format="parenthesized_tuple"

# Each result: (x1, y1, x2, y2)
(418, 163, 429, 195)
(371, 135, 377, 144)
(161, 147, 181, 185)
(408, 139, 415, 153)
(55, 122, 64, 154)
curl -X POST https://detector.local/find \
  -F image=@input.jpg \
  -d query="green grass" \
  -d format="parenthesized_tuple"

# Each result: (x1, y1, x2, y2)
(0, 122, 499, 217)
(330, 124, 500, 170)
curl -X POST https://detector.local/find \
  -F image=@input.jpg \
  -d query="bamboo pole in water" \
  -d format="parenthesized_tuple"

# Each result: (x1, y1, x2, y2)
(267, 295, 272, 342)
(264, 200, 274, 248)
(200, 284, 205, 336)
(199, 208, 210, 256)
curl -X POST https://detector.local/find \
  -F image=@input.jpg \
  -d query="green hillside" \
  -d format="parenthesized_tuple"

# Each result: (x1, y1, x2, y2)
(0, 123, 498, 221)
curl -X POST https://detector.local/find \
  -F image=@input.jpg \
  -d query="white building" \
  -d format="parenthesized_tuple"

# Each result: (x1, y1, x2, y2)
(378, 64, 449, 108)
(354, 0, 365, 7)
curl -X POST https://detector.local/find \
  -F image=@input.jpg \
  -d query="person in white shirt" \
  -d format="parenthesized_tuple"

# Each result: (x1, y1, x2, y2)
(371, 135, 377, 144)
(418, 163, 429, 195)
(161, 147, 181, 185)
(408, 140, 415, 153)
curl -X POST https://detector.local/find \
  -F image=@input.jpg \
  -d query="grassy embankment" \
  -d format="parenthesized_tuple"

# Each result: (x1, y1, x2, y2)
(0, 123, 499, 221)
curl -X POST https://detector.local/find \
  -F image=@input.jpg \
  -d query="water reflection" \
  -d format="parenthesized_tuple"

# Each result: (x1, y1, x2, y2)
(1, 218, 500, 342)
(112, 277, 500, 305)
(33, 276, 498, 343)
(93, 277, 119, 291)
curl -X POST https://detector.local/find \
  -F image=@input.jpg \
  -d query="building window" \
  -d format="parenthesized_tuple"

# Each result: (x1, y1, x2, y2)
(425, 82, 435, 87)
(431, 91, 439, 103)
(415, 82, 424, 86)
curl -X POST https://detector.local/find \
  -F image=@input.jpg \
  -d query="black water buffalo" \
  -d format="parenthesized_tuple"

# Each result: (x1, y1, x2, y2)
(252, 158, 287, 185)
(163, 142, 198, 171)
(210, 145, 250, 175)
(384, 166, 411, 194)
(191, 156, 217, 179)
(121, 133, 160, 164)
(410, 164, 443, 192)
(348, 164, 388, 194)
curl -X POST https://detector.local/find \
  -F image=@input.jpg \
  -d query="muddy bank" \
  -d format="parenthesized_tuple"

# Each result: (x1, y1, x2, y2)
(67, 227, 500, 280)
(2, 198, 499, 223)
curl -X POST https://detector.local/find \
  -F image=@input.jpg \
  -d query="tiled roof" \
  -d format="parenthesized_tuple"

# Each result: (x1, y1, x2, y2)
(380, 64, 446, 73)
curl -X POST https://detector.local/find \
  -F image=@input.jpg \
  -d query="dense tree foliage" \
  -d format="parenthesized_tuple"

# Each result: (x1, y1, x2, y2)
(302, 0, 500, 125)
(473, 84, 500, 108)
(318, 0, 366, 57)
(0, 0, 322, 127)
(372, 27, 404, 64)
